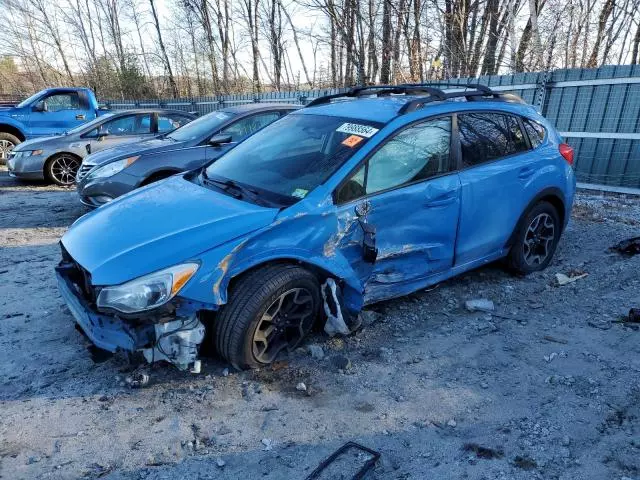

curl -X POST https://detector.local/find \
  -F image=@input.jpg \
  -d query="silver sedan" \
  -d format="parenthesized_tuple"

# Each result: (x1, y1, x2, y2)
(7, 109, 195, 186)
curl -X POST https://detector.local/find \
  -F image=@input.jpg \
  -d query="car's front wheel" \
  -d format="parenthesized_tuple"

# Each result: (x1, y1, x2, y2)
(46, 153, 81, 186)
(507, 201, 561, 274)
(214, 264, 320, 370)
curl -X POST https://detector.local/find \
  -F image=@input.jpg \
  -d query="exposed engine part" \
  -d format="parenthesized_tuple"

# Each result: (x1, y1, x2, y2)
(142, 315, 205, 370)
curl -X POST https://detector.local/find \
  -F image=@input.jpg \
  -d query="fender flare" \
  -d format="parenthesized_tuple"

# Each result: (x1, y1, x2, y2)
(505, 187, 566, 249)
(0, 120, 26, 141)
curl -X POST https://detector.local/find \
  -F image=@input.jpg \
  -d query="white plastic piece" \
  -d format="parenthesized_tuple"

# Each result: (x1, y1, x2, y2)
(190, 359, 202, 374)
(321, 278, 351, 337)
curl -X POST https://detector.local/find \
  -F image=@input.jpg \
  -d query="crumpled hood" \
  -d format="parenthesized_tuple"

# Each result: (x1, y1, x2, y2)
(84, 137, 187, 166)
(62, 175, 279, 285)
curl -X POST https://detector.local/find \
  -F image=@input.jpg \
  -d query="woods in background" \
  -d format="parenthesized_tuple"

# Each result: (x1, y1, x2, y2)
(1, 0, 639, 98)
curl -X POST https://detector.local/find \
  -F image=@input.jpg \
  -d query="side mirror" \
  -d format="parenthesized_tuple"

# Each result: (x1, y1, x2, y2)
(32, 102, 46, 113)
(209, 134, 232, 146)
(97, 127, 109, 140)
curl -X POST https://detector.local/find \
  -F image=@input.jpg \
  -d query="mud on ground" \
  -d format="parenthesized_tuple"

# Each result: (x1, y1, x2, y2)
(1, 166, 639, 480)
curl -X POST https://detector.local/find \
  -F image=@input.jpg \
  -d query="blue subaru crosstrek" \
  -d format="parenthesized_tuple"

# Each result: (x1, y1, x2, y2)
(56, 84, 576, 371)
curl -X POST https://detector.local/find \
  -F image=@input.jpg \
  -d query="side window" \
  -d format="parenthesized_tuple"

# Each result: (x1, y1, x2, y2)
(507, 116, 529, 153)
(335, 117, 452, 203)
(91, 115, 137, 136)
(523, 118, 546, 148)
(42, 93, 80, 112)
(458, 112, 518, 167)
(158, 114, 191, 133)
(133, 114, 153, 134)
(220, 112, 280, 142)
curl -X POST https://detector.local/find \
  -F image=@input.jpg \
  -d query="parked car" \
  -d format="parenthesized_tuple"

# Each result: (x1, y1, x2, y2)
(0, 87, 106, 163)
(75, 103, 298, 207)
(56, 84, 576, 371)
(6, 109, 194, 186)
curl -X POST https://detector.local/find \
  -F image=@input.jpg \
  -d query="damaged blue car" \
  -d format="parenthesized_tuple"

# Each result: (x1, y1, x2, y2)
(56, 84, 576, 371)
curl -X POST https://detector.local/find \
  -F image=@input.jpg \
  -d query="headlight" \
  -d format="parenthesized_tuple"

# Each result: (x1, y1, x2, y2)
(86, 156, 139, 180)
(13, 149, 43, 158)
(96, 262, 199, 313)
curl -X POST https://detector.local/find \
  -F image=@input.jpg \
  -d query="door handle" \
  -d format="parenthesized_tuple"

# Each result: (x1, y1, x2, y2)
(518, 167, 535, 179)
(76, 114, 86, 120)
(425, 192, 457, 208)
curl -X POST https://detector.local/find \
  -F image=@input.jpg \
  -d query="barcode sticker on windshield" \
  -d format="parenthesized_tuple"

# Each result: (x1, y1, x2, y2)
(336, 123, 379, 138)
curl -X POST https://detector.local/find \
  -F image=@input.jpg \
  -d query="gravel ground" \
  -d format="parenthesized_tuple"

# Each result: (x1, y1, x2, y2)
(1, 165, 639, 480)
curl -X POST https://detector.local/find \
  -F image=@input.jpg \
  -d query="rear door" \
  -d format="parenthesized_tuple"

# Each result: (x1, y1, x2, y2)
(333, 116, 461, 301)
(84, 113, 153, 154)
(455, 111, 540, 265)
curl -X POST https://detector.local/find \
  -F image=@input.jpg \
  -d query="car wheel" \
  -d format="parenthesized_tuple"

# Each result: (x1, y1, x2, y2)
(214, 264, 320, 370)
(46, 154, 81, 186)
(507, 201, 561, 274)
(0, 132, 20, 165)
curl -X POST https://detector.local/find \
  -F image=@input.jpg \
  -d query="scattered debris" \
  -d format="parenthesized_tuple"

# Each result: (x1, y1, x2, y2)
(296, 382, 307, 392)
(627, 308, 640, 323)
(555, 271, 588, 286)
(222, 368, 229, 377)
(261, 438, 272, 451)
(587, 319, 612, 330)
(304, 442, 380, 480)
(215, 457, 226, 468)
(464, 299, 495, 313)
(447, 419, 457, 428)
(610, 236, 640, 256)
(125, 372, 149, 389)
(308, 345, 325, 360)
(544, 352, 558, 362)
(330, 355, 352, 371)
(513, 455, 537, 470)
(462, 443, 504, 459)
(542, 335, 568, 345)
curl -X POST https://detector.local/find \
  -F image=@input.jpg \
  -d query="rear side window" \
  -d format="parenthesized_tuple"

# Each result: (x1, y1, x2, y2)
(523, 118, 546, 148)
(458, 112, 527, 167)
(158, 114, 191, 133)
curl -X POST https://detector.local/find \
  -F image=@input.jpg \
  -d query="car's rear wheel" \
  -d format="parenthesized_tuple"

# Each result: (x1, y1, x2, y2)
(507, 201, 561, 274)
(0, 132, 20, 165)
(214, 264, 320, 370)
(46, 153, 81, 186)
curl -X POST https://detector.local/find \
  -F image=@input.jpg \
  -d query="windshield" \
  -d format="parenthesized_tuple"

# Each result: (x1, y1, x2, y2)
(68, 113, 116, 135)
(167, 111, 235, 142)
(17, 92, 44, 108)
(204, 114, 381, 200)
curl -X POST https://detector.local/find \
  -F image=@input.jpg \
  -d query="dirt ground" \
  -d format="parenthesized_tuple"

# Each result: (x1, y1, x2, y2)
(1, 165, 639, 480)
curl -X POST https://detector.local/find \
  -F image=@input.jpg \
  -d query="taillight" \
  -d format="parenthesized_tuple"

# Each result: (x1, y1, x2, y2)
(559, 143, 574, 166)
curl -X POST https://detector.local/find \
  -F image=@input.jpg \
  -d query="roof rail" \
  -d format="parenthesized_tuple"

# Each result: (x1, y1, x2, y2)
(305, 82, 526, 113)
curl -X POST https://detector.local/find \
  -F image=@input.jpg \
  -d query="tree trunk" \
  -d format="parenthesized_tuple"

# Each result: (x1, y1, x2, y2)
(586, 0, 614, 68)
(380, 0, 392, 83)
(149, 0, 179, 97)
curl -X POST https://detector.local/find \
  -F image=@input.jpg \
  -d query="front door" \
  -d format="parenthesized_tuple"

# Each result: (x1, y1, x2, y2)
(28, 91, 87, 136)
(85, 113, 154, 154)
(333, 116, 461, 303)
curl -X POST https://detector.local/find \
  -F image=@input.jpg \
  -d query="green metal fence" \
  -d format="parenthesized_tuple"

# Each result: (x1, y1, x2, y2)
(103, 65, 640, 189)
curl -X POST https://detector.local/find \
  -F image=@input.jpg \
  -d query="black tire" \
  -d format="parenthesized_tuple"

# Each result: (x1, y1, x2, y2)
(214, 264, 320, 370)
(507, 201, 561, 275)
(0, 132, 20, 165)
(45, 153, 81, 186)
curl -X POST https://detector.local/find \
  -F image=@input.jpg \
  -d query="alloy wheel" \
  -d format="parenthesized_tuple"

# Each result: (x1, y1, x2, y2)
(523, 213, 555, 266)
(252, 288, 315, 364)
(50, 155, 80, 186)
(0, 139, 15, 161)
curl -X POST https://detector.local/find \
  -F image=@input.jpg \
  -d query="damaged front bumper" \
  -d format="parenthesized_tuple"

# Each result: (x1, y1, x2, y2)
(56, 263, 206, 370)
